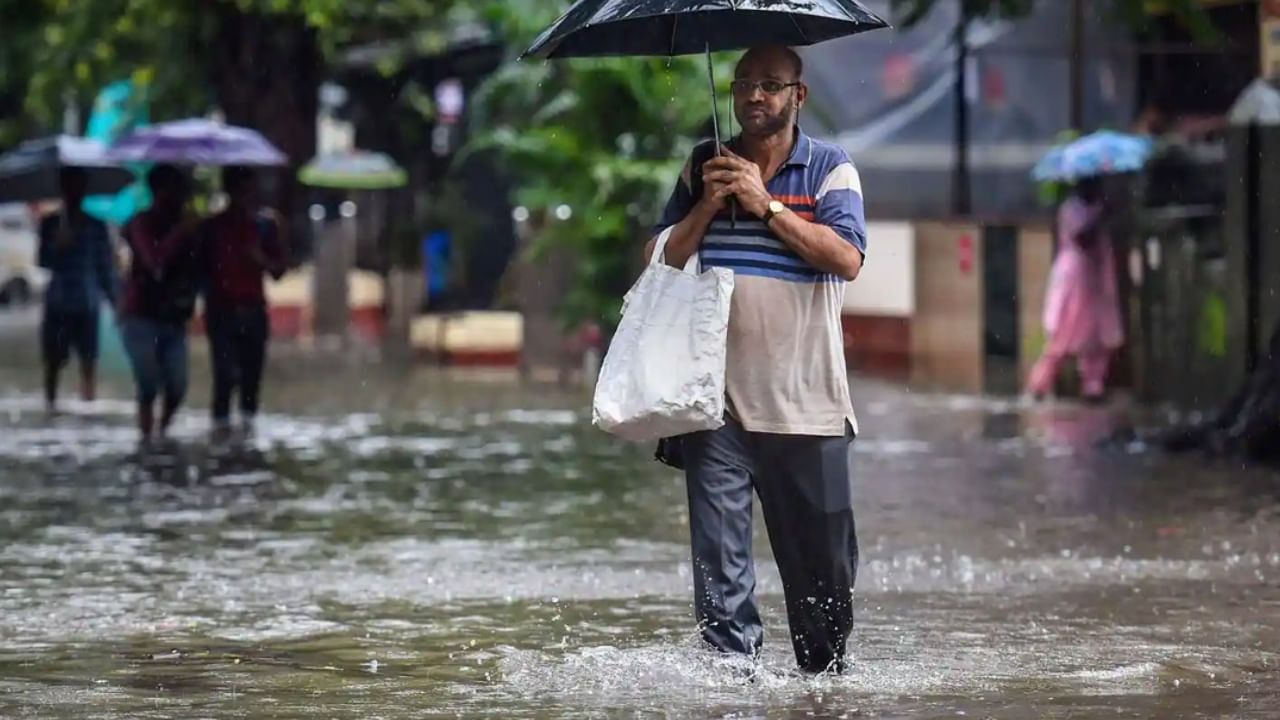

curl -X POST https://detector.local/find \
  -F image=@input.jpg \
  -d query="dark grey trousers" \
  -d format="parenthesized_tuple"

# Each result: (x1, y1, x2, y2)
(683, 418, 858, 673)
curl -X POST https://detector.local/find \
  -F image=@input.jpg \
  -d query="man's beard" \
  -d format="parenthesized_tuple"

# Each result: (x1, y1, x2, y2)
(738, 99, 796, 137)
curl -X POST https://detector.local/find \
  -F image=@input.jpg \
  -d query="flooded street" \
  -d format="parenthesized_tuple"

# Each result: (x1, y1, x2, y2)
(1, 313, 1278, 719)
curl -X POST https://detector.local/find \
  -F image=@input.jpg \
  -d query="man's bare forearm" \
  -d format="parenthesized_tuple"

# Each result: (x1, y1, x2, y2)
(645, 200, 719, 268)
(768, 211, 863, 281)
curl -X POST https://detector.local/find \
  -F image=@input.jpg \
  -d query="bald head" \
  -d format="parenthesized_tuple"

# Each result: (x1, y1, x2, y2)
(731, 45, 807, 138)
(736, 45, 804, 82)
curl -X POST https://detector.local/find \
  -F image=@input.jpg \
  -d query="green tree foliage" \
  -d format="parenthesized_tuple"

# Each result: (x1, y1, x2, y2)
(0, 0, 475, 144)
(0, 0, 54, 147)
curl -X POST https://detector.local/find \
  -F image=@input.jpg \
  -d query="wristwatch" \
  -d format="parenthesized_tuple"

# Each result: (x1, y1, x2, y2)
(762, 199, 786, 225)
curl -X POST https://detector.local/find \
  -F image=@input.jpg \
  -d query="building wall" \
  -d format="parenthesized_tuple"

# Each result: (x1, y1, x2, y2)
(909, 222, 985, 393)
(1017, 224, 1054, 383)
(842, 221, 915, 379)
(806, 0, 1136, 220)
(841, 220, 1052, 393)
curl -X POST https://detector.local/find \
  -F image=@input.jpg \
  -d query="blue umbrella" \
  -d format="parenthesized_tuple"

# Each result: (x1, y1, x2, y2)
(1032, 130, 1154, 183)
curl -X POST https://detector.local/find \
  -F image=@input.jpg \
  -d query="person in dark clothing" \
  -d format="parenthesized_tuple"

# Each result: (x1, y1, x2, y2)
(38, 167, 118, 413)
(200, 166, 287, 436)
(120, 165, 200, 444)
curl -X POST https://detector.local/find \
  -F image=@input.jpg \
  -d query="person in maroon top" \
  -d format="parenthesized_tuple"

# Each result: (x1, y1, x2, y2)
(200, 166, 288, 435)
(120, 164, 200, 444)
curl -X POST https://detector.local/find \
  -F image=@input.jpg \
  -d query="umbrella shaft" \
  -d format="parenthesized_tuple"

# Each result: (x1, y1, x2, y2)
(705, 44, 736, 226)
(706, 45, 721, 154)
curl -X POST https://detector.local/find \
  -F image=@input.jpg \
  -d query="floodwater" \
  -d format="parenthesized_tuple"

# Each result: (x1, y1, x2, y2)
(0, 313, 1278, 718)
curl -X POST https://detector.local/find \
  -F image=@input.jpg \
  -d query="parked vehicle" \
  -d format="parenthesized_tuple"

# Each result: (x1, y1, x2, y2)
(0, 203, 49, 306)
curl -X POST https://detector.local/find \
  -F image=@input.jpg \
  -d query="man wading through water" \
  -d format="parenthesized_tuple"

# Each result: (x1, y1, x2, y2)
(646, 46, 866, 674)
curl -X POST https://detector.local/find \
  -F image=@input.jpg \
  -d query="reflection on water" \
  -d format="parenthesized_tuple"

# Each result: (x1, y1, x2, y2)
(0, 353, 1278, 718)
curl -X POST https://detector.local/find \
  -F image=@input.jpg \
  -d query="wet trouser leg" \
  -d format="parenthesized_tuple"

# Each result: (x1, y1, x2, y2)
(122, 317, 161, 408)
(683, 420, 763, 657)
(235, 306, 268, 418)
(1077, 349, 1111, 397)
(684, 419, 858, 671)
(207, 311, 238, 426)
(754, 429, 858, 674)
(1027, 348, 1065, 396)
(157, 322, 189, 431)
(122, 317, 160, 438)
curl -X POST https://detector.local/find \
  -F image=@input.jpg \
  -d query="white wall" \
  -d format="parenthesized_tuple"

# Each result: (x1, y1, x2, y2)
(842, 221, 915, 317)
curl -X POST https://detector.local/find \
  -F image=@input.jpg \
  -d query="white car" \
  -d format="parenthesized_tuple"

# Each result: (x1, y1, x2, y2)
(0, 203, 50, 305)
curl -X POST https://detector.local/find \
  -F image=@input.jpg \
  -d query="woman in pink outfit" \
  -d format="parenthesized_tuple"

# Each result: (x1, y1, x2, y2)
(1027, 178, 1125, 400)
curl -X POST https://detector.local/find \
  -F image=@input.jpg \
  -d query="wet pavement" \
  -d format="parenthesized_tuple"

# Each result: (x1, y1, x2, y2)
(0, 310, 1278, 718)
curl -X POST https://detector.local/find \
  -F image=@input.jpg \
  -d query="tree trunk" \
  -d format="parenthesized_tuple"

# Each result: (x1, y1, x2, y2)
(207, 4, 319, 227)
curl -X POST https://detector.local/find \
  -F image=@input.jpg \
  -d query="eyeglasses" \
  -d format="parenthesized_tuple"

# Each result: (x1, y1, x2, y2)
(729, 79, 800, 97)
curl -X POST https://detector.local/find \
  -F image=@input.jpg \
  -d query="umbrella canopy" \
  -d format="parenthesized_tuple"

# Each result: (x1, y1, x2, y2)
(1032, 130, 1154, 183)
(524, 0, 889, 59)
(299, 151, 407, 190)
(524, 0, 889, 225)
(107, 118, 287, 167)
(0, 136, 133, 203)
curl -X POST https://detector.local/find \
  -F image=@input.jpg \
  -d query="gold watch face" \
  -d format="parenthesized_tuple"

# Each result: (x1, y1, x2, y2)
(768, 200, 785, 214)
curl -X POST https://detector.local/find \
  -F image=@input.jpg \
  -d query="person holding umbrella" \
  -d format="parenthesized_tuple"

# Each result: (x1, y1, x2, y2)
(526, 0, 886, 677)
(37, 167, 119, 414)
(118, 165, 201, 445)
(1025, 176, 1124, 401)
(648, 45, 867, 675)
(199, 166, 288, 437)
(1025, 131, 1150, 401)
(106, 119, 291, 438)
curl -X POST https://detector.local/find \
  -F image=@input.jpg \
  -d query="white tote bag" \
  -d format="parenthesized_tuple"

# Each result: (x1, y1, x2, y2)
(592, 227, 734, 443)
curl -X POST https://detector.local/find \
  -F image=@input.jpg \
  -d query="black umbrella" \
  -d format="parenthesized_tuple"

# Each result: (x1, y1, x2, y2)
(0, 135, 135, 203)
(523, 0, 889, 219)
(0, 135, 134, 203)
(524, 0, 889, 59)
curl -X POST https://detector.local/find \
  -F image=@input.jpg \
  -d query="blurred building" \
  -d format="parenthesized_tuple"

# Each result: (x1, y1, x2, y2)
(808, 0, 1265, 393)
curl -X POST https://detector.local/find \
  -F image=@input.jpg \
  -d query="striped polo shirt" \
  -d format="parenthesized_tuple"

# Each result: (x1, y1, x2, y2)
(655, 128, 866, 437)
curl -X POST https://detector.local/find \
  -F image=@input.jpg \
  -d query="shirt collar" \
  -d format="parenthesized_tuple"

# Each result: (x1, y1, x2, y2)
(727, 126, 813, 168)
(786, 127, 813, 168)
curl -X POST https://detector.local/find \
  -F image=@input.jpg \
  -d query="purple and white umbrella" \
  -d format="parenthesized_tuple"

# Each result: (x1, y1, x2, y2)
(107, 118, 287, 167)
